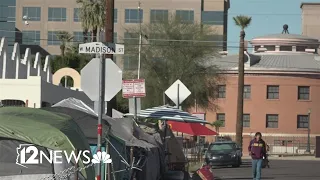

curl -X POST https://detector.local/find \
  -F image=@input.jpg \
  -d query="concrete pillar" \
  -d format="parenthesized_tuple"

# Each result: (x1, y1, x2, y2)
(275, 45, 280, 52)
(292, 46, 297, 52)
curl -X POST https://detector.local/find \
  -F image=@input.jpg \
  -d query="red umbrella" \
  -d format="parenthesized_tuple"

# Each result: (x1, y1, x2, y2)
(167, 121, 218, 136)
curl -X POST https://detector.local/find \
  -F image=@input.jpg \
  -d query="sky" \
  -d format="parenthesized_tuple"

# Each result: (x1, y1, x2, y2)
(227, 0, 320, 54)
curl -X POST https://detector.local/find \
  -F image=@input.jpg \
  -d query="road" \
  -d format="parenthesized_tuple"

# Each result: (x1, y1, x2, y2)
(213, 159, 320, 180)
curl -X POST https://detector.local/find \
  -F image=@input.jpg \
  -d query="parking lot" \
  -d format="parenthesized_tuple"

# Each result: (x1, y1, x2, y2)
(213, 159, 320, 180)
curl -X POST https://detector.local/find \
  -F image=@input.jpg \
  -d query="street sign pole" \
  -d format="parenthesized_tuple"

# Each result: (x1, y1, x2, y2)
(80, 42, 123, 180)
(97, 53, 105, 180)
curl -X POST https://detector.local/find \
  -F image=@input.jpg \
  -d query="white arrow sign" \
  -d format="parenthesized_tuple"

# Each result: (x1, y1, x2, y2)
(165, 79, 191, 106)
(79, 42, 124, 54)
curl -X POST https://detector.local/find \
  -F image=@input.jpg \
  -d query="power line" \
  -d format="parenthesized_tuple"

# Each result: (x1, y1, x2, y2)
(1, 29, 320, 45)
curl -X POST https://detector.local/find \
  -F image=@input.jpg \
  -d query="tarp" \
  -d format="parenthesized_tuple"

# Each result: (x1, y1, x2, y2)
(0, 107, 95, 179)
(43, 107, 110, 144)
(167, 121, 218, 135)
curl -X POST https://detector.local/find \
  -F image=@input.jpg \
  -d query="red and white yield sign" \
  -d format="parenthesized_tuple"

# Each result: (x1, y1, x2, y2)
(122, 79, 146, 98)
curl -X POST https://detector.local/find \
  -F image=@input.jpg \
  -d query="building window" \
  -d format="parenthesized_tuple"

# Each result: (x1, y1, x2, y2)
(201, 11, 224, 25)
(297, 115, 309, 128)
(48, 8, 67, 21)
(218, 85, 226, 98)
(22, 7, 41, 21)
(296, 46, 306, 52)
(265, 45, 275, 51)
(74, 8, 80, 22)
(22, 31, 40, 45)
(298, 86, 310, 100)
(114, 9, 117, 23)
(73, 32, 83, 43)
(0, 6, 16, 22)
(48, 31, 60, 45)
(267, 85, 279, 99)
(125, 9, 143, 23)
(280, 46, 292, 51)
(243, 114, 250, 127)
(216, 113, 225, 127)
(123, 56, 138, 70)
(150, 9, 168, 23)
(124, 32, 139, 45)
(266, 114, 278, 128)
(176, 10, 194, 23)
(244, 85, 251, 99)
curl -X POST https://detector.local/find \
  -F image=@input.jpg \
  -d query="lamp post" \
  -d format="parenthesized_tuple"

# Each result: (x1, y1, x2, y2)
(306, 109, 311, 153)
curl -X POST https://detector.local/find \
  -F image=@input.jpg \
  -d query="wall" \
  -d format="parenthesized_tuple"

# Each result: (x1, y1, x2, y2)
(0, 76, 41, 107)
(0, 37, 92, 108)
(301, 4, 320, 54)
(203, 73, 320, 138)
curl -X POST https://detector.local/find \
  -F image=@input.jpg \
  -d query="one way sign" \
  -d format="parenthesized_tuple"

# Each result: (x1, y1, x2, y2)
(79, 42, 124, 54)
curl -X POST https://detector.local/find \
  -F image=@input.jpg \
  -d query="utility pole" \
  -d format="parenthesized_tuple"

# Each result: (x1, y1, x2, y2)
(104, 1, 114, 180)
(133, 1, 142, 121)
(106, 0, 116, 117)
(306, 109, 311, 153)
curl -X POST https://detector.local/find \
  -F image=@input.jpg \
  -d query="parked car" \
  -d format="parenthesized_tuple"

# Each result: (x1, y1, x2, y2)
(204, 141, 242, 167)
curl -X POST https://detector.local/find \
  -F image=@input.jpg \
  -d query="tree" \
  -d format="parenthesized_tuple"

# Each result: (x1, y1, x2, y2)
(56, 31, 73, 56)
(211, 120, 224, 133)
(77, 0, 106, 42)
(233, 15, 252, 148)
(123, 15, 224, 110)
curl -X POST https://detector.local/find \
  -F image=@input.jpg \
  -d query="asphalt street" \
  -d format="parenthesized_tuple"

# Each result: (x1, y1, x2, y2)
(213, 159, 320, 180)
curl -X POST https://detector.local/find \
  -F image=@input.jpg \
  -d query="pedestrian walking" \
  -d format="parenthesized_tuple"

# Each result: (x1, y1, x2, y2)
(248, 132, 267, 180)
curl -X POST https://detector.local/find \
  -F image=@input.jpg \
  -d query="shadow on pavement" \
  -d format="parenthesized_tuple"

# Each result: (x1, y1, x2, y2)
(212, 161, 252, 170)
(215, 177, 275, 180)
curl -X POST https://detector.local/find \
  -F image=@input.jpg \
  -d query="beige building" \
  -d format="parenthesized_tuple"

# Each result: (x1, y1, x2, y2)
(301, 2, 320, 53)
(15, 0, 230, 69)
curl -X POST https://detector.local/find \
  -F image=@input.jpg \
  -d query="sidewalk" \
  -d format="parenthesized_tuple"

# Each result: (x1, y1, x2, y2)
(242, 155, 320, 161)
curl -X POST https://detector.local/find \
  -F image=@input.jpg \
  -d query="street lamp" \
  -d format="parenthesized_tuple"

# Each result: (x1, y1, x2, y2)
(306, 109, 311, 153)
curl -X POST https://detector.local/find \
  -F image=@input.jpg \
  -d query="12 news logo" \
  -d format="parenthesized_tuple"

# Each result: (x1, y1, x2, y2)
(16, 144, 112, 168)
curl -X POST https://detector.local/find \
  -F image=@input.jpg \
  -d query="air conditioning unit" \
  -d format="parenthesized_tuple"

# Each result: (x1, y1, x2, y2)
(257, 47, 267, 52)
(305, 49, 315, 53)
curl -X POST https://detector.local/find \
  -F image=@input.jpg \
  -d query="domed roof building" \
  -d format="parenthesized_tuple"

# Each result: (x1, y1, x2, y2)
(204, 25, 320, 154)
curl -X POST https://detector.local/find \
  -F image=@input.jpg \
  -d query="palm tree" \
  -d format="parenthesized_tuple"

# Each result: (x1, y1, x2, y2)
(77, 0, 106, 42)
(211, 120, 224, 134)
(56, 31, 73, 56)
(233, 15, 252, 149)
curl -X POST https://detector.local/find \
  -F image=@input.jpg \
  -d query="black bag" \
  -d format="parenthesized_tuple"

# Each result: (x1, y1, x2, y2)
(262, 158, 269, 168)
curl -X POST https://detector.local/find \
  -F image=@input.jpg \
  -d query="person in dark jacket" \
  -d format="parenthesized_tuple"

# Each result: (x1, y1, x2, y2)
(248, 132, 266, 180)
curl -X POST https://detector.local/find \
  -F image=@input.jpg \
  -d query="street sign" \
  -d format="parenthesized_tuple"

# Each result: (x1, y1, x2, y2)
(165, 79, 191, 106)
(122, 79, 146, 98)
(79, 42, 124, 54)
(81, 58, 123, 101)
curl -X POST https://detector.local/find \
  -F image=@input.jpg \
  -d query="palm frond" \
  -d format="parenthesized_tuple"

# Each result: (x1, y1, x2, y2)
(233, 15, 252, 30)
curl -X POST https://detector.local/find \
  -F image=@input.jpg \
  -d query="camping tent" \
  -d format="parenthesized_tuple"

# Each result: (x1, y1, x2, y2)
(49, 98, 164, 180)
(0, 107, 95, 180)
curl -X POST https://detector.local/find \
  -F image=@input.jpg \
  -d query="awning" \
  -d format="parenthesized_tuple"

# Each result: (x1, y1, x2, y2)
(127, 105, 207, 123)
(167, 121, 218, 136)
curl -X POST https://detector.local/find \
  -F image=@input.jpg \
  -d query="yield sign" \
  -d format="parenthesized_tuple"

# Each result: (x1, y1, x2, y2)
(165, 79, 191, 106)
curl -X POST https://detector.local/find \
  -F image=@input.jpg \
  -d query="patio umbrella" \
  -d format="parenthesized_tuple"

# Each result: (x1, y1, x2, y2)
(130, 105, 208, 123)
(167, 121, 218, 136)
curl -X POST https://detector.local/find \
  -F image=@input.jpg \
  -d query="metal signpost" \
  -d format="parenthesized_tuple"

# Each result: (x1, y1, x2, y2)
(164, 79, 191, 151)
(79, 42, 124, 180)
(165, 79, 191, 108)
(122, 79, 146, 119)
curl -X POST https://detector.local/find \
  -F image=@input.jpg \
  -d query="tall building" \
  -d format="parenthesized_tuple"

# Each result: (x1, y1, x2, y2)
(9, 0, 230, 69)
(301, 2, 320, 54)
(0, 0, 16, 55)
